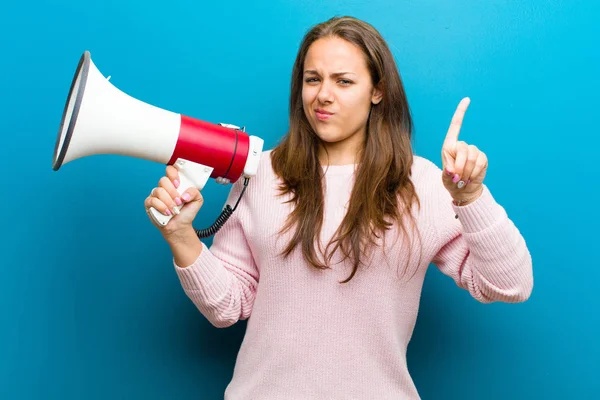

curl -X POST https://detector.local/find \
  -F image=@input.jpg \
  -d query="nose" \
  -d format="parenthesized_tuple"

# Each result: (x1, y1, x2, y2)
(317, 81, 334, 104)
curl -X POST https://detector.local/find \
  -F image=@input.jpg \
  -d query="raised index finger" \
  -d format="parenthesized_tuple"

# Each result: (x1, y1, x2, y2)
(443, 97, 471, 148)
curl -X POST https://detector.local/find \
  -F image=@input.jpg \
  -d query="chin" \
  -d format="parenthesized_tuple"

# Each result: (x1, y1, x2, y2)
(315, 130, 344, 144)
(309, 123, 334, 139)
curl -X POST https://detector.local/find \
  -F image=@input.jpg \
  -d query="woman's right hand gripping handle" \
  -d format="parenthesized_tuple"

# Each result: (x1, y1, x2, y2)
(144, 165, 204, 266)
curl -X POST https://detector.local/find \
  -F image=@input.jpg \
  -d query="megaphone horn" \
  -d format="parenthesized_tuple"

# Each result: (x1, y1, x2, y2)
(53, 51, 264, 235)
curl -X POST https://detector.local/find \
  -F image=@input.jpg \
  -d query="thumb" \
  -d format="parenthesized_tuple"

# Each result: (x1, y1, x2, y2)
(179, 188, 203, 213)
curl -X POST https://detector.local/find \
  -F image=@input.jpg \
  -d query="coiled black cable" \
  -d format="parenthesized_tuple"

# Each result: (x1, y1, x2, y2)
(194, 177, 250, 238)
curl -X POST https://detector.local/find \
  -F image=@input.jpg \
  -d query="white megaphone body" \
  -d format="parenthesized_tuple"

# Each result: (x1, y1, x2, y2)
(53, 51, 264, 234)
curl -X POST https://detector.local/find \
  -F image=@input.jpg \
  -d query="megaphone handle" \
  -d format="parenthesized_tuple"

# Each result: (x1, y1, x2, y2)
(148, 159, 214, 227)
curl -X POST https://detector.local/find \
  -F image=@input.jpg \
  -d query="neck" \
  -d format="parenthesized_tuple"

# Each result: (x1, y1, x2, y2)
(318, 131, 365, 166)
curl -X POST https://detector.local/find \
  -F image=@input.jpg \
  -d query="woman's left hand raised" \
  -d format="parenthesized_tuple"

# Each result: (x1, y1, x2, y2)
(441, 97, 488, 205)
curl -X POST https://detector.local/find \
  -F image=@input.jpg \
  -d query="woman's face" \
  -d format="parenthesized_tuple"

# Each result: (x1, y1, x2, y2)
(302, 36, 382, 164)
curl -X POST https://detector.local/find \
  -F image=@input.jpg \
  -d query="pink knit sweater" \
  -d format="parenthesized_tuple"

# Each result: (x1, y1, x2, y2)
(174, 150, 533, 399)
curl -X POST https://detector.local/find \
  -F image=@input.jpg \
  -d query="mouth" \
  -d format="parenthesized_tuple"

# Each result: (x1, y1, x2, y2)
(315, 108, 334, 121)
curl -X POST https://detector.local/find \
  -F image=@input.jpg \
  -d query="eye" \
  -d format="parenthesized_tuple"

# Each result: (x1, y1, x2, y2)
(304, 77, 320, 84)
(338, 79, 353, 86)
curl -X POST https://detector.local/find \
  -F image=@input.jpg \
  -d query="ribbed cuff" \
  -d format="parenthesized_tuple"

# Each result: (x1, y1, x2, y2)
(173, 242, 228, 293)
(452, 185, 506, 233)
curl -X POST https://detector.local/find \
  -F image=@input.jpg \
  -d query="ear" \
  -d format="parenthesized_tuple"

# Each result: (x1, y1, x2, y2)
(371, 84, 383, 105)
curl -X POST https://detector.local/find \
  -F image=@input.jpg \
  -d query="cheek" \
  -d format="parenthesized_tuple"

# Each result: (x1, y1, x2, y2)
(301, 89, 316, 124)
(340, 90, 372, 119)
(302, 86, 315, 105)
(301, 93, 310, 118)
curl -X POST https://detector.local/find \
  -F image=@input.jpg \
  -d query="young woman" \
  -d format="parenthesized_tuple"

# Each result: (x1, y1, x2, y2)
(144, 16, 533, 400)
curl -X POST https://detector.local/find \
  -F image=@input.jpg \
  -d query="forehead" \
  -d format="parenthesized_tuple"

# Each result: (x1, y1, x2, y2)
(304, 36, 368, 72)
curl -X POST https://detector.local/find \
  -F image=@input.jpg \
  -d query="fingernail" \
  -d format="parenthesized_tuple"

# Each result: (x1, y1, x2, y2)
(165, 209, 172, 216)
(466, 179, 471, 185)
(452, 174, 460, 183)
(175, 197, 182, 206)
(181, 193, 191, 201)
(445, 169, 453, 176)
(173, 179, 180, 188)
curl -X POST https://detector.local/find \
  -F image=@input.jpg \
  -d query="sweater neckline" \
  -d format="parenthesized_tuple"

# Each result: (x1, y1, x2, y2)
(321, 163, 358, 176)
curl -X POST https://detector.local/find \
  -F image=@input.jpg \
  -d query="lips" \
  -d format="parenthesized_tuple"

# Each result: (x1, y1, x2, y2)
(315, 108, 334, 121)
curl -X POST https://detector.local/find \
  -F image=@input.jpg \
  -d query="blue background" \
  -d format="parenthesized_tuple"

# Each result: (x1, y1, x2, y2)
(1, 0, 598, 399)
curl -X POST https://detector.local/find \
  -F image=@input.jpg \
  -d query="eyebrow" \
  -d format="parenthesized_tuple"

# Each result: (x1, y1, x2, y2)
(303, 70, 356, 78)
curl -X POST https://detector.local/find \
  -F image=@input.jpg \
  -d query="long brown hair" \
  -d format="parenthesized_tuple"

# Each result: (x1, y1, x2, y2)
(271, 16, 421, 283)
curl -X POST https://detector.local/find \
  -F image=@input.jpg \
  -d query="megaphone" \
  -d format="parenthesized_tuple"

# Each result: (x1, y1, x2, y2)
(53, 51, 264, 235)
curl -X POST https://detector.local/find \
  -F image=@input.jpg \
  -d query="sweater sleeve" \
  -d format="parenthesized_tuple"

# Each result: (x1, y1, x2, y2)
(430, 174, 533, 304)
(173, 180, 259, 328)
